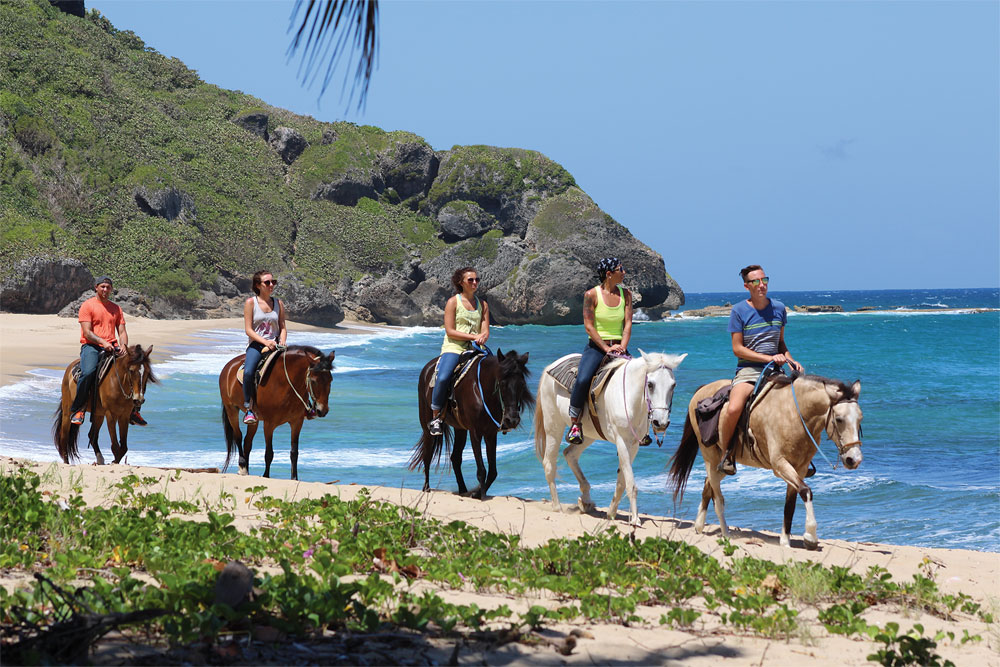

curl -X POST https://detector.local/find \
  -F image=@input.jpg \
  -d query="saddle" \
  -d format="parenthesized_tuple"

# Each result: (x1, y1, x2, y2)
(429, 348, 484, 411)
(695, 378, 777, 454)
(235, 347, 283, 391)
(71, 351, 116, 385)
(546, 354, 628, 439)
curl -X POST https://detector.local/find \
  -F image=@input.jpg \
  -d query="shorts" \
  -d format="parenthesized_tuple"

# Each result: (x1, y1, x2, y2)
(732, 366, 764, 386)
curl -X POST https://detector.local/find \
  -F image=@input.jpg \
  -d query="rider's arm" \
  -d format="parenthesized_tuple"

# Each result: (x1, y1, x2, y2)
(474, 299, 490, 345)
(277, 299, 288, 345)
(81, 321, 113, 351)
(617, 289, 633, 352)
(116, 321, 129, 354)
(777, 328, 803, 372)
(731, 331, 775, 365)
(582, 289, 609, 352)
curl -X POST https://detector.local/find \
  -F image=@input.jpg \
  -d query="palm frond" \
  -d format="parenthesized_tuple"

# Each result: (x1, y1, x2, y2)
(287, 0, 379, 109)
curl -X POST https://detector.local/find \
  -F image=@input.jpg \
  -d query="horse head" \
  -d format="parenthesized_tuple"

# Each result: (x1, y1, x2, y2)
(825, 379, 863, 470)
(305, 349, 336, 418)
(495, 349, 534, 433)
(638, 350, 687, 434)
(124, 344, 157, 411)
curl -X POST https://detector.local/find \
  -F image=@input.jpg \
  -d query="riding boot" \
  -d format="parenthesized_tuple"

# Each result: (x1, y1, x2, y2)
(717, 437, 737, 476)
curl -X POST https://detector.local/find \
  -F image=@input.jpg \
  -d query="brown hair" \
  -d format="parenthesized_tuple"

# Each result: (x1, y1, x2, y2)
(251, 270, 272, 295)
(451, 267, 477, 294)
(740, 264, 763, 282)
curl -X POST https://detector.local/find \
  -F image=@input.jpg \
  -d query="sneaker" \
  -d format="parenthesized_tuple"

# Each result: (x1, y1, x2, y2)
(717, 459, 737, 476)
(565, 423, 583, 445)
(129, 410, 147, 426)
(428, 418, 443, 436)
(70, 410, 86, 425)
(243, 411, 258, 425)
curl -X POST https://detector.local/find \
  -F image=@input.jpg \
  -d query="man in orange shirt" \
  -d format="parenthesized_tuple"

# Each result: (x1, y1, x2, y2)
(69, 276, 147, 426)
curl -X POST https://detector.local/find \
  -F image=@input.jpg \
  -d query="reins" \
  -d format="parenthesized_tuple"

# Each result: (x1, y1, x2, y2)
(775, 363, 859, 470)
(280, 347, 320, 416)
(474, 353, 503, 429)
(619, 357, 673, 446)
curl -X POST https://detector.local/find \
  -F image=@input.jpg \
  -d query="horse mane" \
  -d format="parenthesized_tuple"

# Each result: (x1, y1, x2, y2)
(287, 345, 333, 372)
(640, 352, 686, 370)
(771, 373, 853, 396)
(495, 350, 535, 410)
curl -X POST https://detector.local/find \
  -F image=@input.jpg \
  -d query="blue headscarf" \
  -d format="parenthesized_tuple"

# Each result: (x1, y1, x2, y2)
(597, 257, 621, 282)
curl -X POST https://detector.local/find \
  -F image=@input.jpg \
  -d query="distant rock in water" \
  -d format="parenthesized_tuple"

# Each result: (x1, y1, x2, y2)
(678, 305, 732, 318)
(793, 305, 844, 313)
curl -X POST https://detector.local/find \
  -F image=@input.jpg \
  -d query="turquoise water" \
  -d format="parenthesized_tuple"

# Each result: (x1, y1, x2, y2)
(2, 288, 997, 552)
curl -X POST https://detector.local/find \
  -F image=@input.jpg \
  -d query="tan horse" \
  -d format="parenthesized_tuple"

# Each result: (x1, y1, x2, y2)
(52, 345, 156, 464)
(219, 345, 334, 480)
(668, 373, 863, 549)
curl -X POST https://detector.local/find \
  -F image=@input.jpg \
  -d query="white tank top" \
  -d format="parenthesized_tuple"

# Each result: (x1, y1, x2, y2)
(251, 297, 280, 341)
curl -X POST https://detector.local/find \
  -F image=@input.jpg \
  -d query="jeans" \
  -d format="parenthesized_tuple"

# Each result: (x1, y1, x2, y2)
(70, 344, 103, 413)
(568, 341, 609, 420)
(430, 352, 461, 411)
(243, 343, 265, 407)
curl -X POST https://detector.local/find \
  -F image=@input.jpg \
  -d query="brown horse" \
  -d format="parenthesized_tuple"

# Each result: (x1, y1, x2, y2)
(409, 349, 533, 499)
(219, 345, 335, 480)
(668, 373, 863, 550)
(52, 345, 157, 464)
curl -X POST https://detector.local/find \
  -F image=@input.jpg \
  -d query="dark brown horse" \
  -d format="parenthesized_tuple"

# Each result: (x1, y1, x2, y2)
(409, 349, 533, 499)
(53, 345, 157, 464)
(219, 345, 335, 480)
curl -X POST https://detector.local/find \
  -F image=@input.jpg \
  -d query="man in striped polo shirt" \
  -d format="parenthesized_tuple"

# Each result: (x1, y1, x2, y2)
(717, 265, 803, 475)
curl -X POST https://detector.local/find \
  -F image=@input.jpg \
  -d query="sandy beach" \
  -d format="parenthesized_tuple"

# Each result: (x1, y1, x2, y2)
(2, 455, 997, 665)
(0, 313, 390, 387)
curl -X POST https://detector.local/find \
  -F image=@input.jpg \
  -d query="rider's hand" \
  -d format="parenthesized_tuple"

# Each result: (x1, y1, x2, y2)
(474, 333, 488, 346)
(771, 353, 788, 366)
(608, 343, 624, 355)
(264, 339, 278, 351)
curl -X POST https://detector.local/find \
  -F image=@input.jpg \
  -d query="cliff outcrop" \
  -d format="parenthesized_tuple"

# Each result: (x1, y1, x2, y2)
(1, 0, 683, 325)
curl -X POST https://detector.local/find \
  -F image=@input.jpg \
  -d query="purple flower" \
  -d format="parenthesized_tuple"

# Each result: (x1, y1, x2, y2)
(303, 548, 314, 559)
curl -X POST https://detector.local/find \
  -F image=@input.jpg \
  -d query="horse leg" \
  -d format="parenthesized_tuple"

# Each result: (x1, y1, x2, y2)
(240, 422, 257, 476)
(450, 429, 469, 496)
(541, 420, 564, 512)
(482, 432, 498, 498)
(772, 460, 817, 549)
(467, 431, 489, 500)
(88, 419, 105, 465)
(109, 415, 128, 463)
(607, 438, 641, 526)
(289, 420, 303, 481)
(563, 439, 596, 513)
(694, 478, 713, 534)
(702, 460, 728, 537)
(262, 424, 276, 479)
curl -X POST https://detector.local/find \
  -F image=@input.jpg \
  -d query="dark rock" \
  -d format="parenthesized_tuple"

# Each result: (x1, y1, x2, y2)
(437, 200, 497, 242)
(377, 141, 439, 200)
(58, 288, 187, 320)
(213, 275, 239, 298)
(1, 257, 93, 314)
(680, 305, 731, 318)
(357, 284, 423, 326)
(321, 129, 338, 145)
(311, 168, 381, 206)
(214, 561, 255, 609)
(269, 126, 308, 165)
(233, 112, 268, 142)
(408, 279, 452, 326)
(274, 275, 344, 327)
(134, 186, 196, 223)
(793, 304, 844, 313)
(49, 1, 85, 18)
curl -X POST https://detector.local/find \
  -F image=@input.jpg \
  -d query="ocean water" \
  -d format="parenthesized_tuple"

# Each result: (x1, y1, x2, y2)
(2, 288, 998, 552)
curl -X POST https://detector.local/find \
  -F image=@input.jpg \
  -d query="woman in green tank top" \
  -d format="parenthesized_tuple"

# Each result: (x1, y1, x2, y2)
(565, 257, 633, 444)
(428, 266, 491, 436)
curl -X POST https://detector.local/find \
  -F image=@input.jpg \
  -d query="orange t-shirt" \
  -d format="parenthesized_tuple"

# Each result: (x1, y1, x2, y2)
(78, 297, 125, 346)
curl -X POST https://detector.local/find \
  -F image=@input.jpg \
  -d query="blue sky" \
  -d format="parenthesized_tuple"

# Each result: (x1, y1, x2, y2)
(89, 0, 999, 293)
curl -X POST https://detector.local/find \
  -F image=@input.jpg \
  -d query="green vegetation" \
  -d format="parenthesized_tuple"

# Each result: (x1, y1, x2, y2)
(0, 467, 988, 661)
(0, 0, 445, 294)
(530, 187, 597, 243)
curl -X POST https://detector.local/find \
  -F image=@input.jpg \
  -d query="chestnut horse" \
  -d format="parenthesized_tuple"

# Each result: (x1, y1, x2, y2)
(52, 345, 157, 464)
(409, 349, 533, 499)
(219, 345, 335, 480)
(668, 373, 863, 549)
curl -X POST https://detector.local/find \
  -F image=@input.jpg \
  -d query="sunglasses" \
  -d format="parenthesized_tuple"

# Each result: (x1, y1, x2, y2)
(747, 277, 769, 286)
(466, 277, 480, 283)
(262, 279, 278, 286)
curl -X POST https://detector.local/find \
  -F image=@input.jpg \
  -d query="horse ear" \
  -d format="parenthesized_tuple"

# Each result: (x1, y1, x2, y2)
(519, 352, 529, 364)
(496, 349, 504, 360)
(328, 350, 336, 361)
(638, 348, 647, 360)
(851, 380, 861, 399)
(145, 345, 153, 358)
(675, 352, 688, 365)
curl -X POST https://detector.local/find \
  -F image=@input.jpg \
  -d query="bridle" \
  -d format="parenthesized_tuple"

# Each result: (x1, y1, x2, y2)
(621, 358, 675, 446)
(281, 348, 326, 417)
(113, 353, 144, 406)
(790, 380, 862, 470)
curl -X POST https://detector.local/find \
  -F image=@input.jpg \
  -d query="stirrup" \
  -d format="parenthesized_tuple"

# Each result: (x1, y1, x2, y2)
(717, 458, 737, 476)
(565, 424, 583, 445)
(805, 461, 817, 478)
(428, 418, 443, 436)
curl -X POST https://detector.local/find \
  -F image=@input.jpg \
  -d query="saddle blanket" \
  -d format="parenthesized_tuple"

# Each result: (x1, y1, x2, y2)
(428, 349, 483, 391)
(694, 378, 778, 449)
(545, 354, 628, 413)
(71, 351, 116, 385)
(235, 347, 282, 386)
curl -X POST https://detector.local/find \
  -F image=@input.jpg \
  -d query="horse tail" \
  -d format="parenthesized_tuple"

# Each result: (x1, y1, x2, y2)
(668, 411, 700, 505)
(408, 426, 450, 471)
(51, 405, 78, 462)
(533, 385, 546, 461)
(222, 403, 238, 473)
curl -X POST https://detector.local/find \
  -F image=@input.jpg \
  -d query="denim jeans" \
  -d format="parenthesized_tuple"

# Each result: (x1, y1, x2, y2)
(430, 352, 461, 411)
(70, 344, 103, 413)
(243, 343, 265, 407)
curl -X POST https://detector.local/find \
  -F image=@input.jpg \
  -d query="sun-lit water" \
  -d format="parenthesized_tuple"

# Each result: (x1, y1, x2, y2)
(2, 288, 997, 552)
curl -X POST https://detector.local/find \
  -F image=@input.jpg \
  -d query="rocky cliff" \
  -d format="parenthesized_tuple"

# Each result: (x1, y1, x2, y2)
(0, 0, 683, 325)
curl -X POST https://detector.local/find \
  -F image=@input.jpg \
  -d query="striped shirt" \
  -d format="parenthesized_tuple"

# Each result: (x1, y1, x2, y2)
(728, 299, 787, 368)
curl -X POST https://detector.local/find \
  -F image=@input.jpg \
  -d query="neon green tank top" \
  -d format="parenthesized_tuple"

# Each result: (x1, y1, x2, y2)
(594, 285, 625, 340)
(441, 296, 483, 354)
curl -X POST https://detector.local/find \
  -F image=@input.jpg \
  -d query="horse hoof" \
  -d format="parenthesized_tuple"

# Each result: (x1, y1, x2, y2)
(577, 499, 596, 513)
(803, 535, 819, 550)
(238, 467, 249, 476)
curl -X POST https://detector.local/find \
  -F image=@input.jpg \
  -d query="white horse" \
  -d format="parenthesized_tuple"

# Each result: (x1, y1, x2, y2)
(534, 351, 687, 526)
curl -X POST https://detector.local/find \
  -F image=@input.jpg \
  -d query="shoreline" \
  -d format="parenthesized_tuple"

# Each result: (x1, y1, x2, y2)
(2, 455, 997, 665)
(0, 313, 395, 387)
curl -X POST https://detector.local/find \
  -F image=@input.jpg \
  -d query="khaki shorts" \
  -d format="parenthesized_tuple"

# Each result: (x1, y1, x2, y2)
(732, 366, 764, 386)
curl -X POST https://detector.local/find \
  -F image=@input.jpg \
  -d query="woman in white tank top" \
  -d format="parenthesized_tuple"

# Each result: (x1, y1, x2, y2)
(242, 270, 287, 424)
